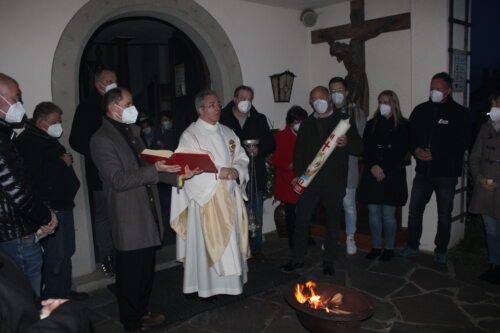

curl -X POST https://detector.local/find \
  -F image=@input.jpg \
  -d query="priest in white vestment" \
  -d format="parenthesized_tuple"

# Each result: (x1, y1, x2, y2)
(170, 90, 250, 298)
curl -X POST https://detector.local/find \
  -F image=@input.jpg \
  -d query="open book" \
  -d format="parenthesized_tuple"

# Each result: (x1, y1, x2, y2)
(140, 148, 217, 175)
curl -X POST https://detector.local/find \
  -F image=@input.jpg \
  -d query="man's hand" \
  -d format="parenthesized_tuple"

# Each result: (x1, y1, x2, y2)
(370, 164, 385, 182)
(40, 299, 68, 319)
(154, 161, 181, 174)
(245, 145, 258, 156)
(415, 148, 432, 161)
(336, 135, 348, 147)
(480, 178, 497, 192)
(40, 212, 58, 235)
(219, 167, 239, 180)
(60, 153, 73, 166)
(183, 165, 202, 180)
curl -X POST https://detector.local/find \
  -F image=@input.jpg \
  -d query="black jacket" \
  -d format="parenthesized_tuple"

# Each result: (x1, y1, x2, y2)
(69, 90, 104, 191)
(15, 122, 80, 210)
(409, 97, 470, 177)
(0, 251, 92, 332)
(0, 120, 51, 241)
(294, 110, 363, 190)
(220, 102, 276, 191)
(357, 116, 410, 206)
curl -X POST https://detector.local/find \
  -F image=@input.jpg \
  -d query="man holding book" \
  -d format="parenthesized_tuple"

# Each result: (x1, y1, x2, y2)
(171, 89, 250, 299)
(90, 87, 196, 332)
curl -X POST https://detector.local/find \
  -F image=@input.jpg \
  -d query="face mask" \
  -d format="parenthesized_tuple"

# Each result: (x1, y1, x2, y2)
(47, 123, 63, 138)
(0, 94, 26, 123)
(237, 100, 252, 113)
(292, 122, 301, 132)
(379, 104, 391, 118)
(490, 107, 500, 122)
(116, 104, 139, 124)
(430, 90, 444, 103)
(162, 120, 173, 130)
(142, 127, 152, 136)
(332, 92, 345, 107)
(104, 82, 117, 93)
(313, 99, 329, 114)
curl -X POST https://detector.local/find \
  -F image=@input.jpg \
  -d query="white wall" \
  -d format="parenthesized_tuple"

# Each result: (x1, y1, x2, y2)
(196, 0, 311, 129)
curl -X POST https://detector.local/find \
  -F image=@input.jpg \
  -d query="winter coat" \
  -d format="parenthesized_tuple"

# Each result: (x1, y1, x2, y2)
(0, 250, 92, 332)
(0, 120, 51, 241)
(409, 97, 470, 177)
(15, 122, 80, 210)
(357, 116, 410, 206)
(469, 120, 500, 218)
(293, 110, 363, 190)
(272, 126, 298, 204)
(69, 90, 104, 191)
(90, 117, 177, 251)
(220, 102, 275, 192)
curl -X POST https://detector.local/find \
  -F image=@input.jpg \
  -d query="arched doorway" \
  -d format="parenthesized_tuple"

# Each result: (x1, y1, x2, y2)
(52, 0, 242, 277)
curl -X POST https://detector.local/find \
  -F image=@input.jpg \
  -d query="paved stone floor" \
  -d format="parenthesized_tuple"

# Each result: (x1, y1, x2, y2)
(84, 233, 500, 332)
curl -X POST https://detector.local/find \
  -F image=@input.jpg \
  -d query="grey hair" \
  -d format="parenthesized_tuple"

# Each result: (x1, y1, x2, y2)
(194, 89, 219, 109)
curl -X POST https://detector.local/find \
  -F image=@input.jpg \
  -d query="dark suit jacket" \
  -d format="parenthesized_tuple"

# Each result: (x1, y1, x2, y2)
(90, 117, 177, 251)
(0, 251, 91, 333)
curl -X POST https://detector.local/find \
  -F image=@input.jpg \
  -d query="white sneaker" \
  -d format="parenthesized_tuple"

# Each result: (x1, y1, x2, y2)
(346, 235, 357, 255)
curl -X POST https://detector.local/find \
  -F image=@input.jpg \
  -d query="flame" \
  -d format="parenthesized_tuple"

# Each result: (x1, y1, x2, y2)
(293, 281, 352, 315)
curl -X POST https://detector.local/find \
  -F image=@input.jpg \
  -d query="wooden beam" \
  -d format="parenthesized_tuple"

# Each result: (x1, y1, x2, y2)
(311, 12, 411, 44)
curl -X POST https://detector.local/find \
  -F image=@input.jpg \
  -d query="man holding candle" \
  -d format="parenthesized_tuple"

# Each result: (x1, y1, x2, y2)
(281, 86, 363, 276)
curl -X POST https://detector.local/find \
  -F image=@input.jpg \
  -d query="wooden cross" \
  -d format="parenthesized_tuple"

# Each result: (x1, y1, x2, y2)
(311, 0, 410, 113)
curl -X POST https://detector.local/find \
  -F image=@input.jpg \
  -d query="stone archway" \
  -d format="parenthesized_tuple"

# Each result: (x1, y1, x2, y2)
(52, 0, 242, 277)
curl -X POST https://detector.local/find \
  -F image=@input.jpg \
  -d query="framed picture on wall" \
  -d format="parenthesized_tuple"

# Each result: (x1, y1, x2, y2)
(175, 64, 186, 97)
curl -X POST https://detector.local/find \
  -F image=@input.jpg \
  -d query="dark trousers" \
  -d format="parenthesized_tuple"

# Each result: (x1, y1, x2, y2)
(285, 203, 296, 248)
(406, 173, 458, 254)
(41, 209, 75, 298)
(116, 246, 156, 330)
(292, 187, 344, 263)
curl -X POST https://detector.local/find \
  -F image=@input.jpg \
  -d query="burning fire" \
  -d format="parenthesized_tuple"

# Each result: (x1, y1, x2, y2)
(294, 281, 352, 315)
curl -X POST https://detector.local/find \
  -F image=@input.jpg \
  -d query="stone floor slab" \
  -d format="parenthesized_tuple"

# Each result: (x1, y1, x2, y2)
(261, 308, 308, 333)
(189, 297, 279, 333)
(369, 257, 416, 278)
(477, 319, 500, 332)
(348, 267, 406, 299)
(390, 321, 485, 333)
(392, 293, 472, 326)
(461, 303, 500, 318)
(390, 282, 423, 299)
(409, 268, 462, 291)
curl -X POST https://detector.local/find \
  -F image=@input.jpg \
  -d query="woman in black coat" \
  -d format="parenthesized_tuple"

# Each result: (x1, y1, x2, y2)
(357, 90, 410, 261)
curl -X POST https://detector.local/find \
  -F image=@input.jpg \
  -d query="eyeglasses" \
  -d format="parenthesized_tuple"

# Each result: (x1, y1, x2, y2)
(201, 103, 221, 109)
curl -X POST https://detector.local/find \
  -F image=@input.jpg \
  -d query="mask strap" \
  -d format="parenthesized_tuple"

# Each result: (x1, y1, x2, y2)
(0, 94, 12, 106)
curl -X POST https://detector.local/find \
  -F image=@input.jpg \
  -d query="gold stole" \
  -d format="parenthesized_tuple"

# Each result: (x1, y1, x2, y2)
(171, 180, 250, 267)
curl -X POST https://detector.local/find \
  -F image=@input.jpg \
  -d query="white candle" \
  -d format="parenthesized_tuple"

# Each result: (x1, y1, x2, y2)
(293, 119, 351, 194)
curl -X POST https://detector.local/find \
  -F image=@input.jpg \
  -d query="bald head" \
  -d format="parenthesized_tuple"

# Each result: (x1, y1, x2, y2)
(0, 73, 23, 121)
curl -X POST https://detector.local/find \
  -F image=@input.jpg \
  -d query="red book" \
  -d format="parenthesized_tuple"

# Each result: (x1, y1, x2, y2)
(140, 149, 218, 175)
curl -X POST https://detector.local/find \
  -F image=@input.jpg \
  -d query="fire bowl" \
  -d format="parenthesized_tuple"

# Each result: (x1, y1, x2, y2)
(284, 282, 373, 333)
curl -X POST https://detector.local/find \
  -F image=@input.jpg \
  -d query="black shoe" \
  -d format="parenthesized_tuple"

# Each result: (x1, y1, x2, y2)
(323, 261, 335, 276)
(99, 255, 115, 277)
(280, 261, 304, 273)
(141, 312, 165, 327)
(379, 249, 394, 262)
(365, 248, 382, 260)
(66, 290, 89, 301)
(199, 295, 217, 302)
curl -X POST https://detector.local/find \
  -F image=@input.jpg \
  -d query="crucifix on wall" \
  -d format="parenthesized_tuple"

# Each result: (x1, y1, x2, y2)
(312, 0, 411, 113)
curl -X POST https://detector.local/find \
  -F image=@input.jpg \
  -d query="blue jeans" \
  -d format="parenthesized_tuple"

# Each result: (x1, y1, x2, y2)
(368, 204, 397, 249)
(406, 173, 458, 254)
(0, 233, 42, 295)
(41, 209, 76, 298)
(343, 188, 357, 236)
(483, 215, 500, 265)
(246, 190, 264, 254)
